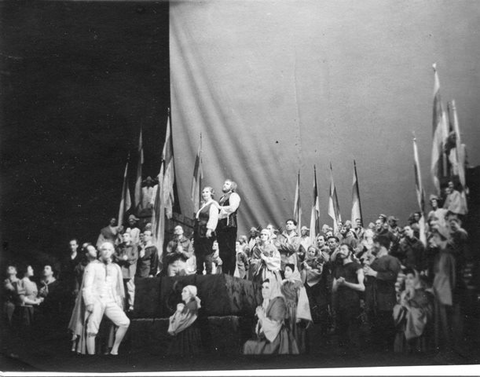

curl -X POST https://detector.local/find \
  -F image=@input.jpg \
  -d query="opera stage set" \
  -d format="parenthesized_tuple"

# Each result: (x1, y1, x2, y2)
(2, 0, 480, 371)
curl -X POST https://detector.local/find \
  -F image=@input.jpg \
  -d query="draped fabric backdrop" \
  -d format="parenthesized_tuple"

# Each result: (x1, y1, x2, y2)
(170, 0, 480, 236)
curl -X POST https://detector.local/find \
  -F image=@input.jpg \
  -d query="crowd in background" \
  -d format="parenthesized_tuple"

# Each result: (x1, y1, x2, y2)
(1, 180, 472, 358)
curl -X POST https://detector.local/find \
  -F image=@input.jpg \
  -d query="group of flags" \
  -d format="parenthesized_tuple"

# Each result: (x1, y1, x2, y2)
(430, 64, 468, 213)
(117, 112, 176, 267)
(116, 64, 469, 265)
(296, 64, 469, 244)
(292, 160, 362, 243)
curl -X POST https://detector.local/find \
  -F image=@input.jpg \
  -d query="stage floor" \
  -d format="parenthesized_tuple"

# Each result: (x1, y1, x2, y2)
(1, 316, 479, 374)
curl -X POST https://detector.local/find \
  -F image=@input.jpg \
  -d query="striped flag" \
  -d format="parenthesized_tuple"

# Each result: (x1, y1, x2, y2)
(431, 64, 449, 196)
(162, 113, 175, 219)
(351, 160, 363, 225)
(328, 163, 341, 234)
(118, 159, 132, 227)
(134, 127, 144, 211)
(293, 170, 302, 230)
(413, 137, 427, 245)
(191, 134, 204, 215)
(309, 165, 320, 243)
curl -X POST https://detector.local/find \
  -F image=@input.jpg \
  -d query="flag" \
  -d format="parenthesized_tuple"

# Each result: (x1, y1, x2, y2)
(309, 165, 320, 243)
(431, 64, 449, 196)
(328, 163, 341, 234)
(351, 160, 363, 225)
(162, 113, 175, 219)
(413, 137, 427, 246)
(191, 134, 203, 215)
(449, 100, 468, 213)
(134, 127, 144, 211)
(151, 162, 165, 272)
(118, 159, 132, 227)
(293, 170, 302, 231)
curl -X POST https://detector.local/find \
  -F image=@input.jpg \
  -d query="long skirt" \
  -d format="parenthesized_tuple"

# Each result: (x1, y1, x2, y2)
(167, 322, 202, 356)
(243, 327, 299, 355)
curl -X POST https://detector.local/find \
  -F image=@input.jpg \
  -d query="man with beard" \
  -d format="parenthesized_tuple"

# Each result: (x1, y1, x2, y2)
(217, 179, 241, 275)
(332, 243, 365, 354)
(364, 235, 401, 351)
(83, 242, 130, 355)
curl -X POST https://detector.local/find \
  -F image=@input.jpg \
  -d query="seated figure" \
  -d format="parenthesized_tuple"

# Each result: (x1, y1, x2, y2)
(243, 279, 299, 355)
(167, 285, 202, 355)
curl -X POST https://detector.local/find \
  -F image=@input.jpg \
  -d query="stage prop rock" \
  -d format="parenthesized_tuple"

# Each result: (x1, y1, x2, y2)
(132, 274, 262, 319)
(130, 274, 262, 354)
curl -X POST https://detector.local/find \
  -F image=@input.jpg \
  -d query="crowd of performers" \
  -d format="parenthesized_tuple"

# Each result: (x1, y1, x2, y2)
(1, 178, 472, 358)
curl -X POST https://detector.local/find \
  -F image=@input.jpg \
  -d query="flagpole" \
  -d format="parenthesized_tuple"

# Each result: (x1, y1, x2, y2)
(413, 133, 427, 246)
(118, 152, 131, 228)
(353, 160, 363, 225)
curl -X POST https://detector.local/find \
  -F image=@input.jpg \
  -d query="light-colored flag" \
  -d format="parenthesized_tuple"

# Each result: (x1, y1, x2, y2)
(450, 100, 468, 214)
(162, 113, 175, 219)
(118, 159, 132, 227)
(191, 134, 204, 215)
(151, 162, 165, 272)
(351, 160, 363, 226)
(309, 165, 320, 243)
(413, 137, 427, 246)
(328, 163, 341, 234)
(294, 170, 302, 231)
(431, 64, 449, 196)
(134, 127, 144, 211)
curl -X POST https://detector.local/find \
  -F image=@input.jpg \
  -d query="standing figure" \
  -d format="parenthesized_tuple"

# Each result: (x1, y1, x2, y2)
(114, 232, 138, 312)
(431, 226, 465, 354)
(38, 265, 63, 327)
(125, 214, 141, 247)
(250, 229, 283, 296)
(443, 181, 467, 216)
(165, 225, 195, 277)
(3, 265, 19, 326)
(281, 264, 312, 354)
(243, 279, 299, 355)
(332, 244, 365, 354)
(301, 245, 329, 332)
(136, 230, 158, 278)
(97, 218, 122, 249)
(234, 240, 249, 279)
(194, 187, 218, 275)
(15, 264, 44, 330)
(68, 243, 98, 354)
(298, 226, 312, 264)
(167, 285, 202, 355)
(82, 242, 130, 356)
(60, 238, 83, 317)
(364, 235, 401, 352)
(216, 179, 241, 275)
(396, 225, 425, 271)
(275, 219, 301, 271)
